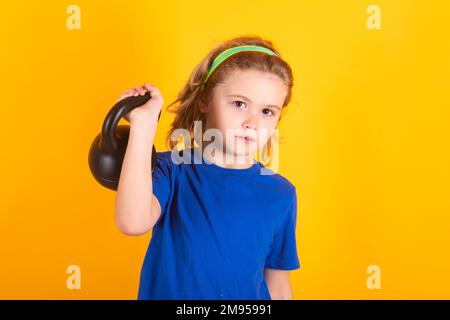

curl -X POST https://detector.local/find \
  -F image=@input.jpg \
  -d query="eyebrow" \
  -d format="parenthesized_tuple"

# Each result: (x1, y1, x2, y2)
(226, 94, 281, 111)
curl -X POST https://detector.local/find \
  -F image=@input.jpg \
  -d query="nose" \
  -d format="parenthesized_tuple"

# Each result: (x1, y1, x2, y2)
(242, 117, 257, 130)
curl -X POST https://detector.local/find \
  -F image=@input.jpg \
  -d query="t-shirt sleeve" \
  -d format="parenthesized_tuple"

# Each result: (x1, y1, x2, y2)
(265, 188, 301, 270)
(152, 152, 173, 226)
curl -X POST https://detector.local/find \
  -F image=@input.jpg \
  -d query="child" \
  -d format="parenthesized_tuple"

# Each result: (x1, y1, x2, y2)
(114, 36, 301, 300)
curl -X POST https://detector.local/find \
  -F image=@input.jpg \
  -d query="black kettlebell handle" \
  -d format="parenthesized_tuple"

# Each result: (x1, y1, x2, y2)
(102, 92, 157, 153)
(88, 92, 161, 191)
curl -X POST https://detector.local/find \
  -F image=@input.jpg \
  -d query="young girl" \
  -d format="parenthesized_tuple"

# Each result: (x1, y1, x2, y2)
(114, 36, 300, 300)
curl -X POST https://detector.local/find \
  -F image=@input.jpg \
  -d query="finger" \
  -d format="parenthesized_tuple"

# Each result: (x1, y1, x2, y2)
(134, 86, 144, 95)
(118, 87, 139, 101)
(133, 87, 141, 95)
(144, 83, 162, 98)
(137, 87, 145, 95)
(143, 83, 156, 92)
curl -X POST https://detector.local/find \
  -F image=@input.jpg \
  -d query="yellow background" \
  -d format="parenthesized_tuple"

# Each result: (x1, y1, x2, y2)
(1, 0, 449, 299)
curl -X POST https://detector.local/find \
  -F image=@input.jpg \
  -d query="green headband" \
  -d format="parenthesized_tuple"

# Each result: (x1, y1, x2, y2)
(201, 45, 278, 90)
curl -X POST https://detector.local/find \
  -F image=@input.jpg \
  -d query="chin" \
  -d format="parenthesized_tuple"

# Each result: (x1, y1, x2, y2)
(231, 145, 258, 157)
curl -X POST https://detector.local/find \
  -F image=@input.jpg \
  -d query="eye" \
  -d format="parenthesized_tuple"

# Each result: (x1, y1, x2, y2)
(262, 108, 275, 116)
(232, 100, 246, 109)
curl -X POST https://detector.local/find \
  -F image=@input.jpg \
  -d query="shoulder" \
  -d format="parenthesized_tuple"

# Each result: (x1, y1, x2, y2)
(256, 164, 297, 198)
(256, 168, 298, 230)
(253, 164, 298, 217)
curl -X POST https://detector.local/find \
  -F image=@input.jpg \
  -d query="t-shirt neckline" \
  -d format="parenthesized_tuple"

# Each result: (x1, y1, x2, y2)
(189, 147, 261, 175)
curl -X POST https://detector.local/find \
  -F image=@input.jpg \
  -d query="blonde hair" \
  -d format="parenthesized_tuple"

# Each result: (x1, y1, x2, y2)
(164, 35, 294, 162)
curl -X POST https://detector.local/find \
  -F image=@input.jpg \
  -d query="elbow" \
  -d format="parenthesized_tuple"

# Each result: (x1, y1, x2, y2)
(115, 214, 152, 236)
(116, 221, 151, 236)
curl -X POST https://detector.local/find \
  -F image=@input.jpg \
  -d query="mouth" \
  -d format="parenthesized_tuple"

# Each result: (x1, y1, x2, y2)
(235, 135, 256, 143)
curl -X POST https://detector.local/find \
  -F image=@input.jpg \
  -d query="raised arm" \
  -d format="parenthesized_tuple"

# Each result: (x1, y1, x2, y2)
(114, 83, 164, 236)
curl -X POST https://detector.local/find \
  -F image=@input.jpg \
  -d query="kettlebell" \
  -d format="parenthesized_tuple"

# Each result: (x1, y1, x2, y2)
(88, 92, 161, 191)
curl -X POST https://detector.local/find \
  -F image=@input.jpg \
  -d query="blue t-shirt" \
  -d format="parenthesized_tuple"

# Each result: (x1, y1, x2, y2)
(137, 147, 300, 300)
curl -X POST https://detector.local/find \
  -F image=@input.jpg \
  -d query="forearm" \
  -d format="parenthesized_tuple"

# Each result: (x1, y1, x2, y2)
(114, 116, 158, 235)
(264, 269, 295, 300)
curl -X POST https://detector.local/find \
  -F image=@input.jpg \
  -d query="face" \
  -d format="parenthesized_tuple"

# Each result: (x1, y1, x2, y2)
(200, 69, 287, 163)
